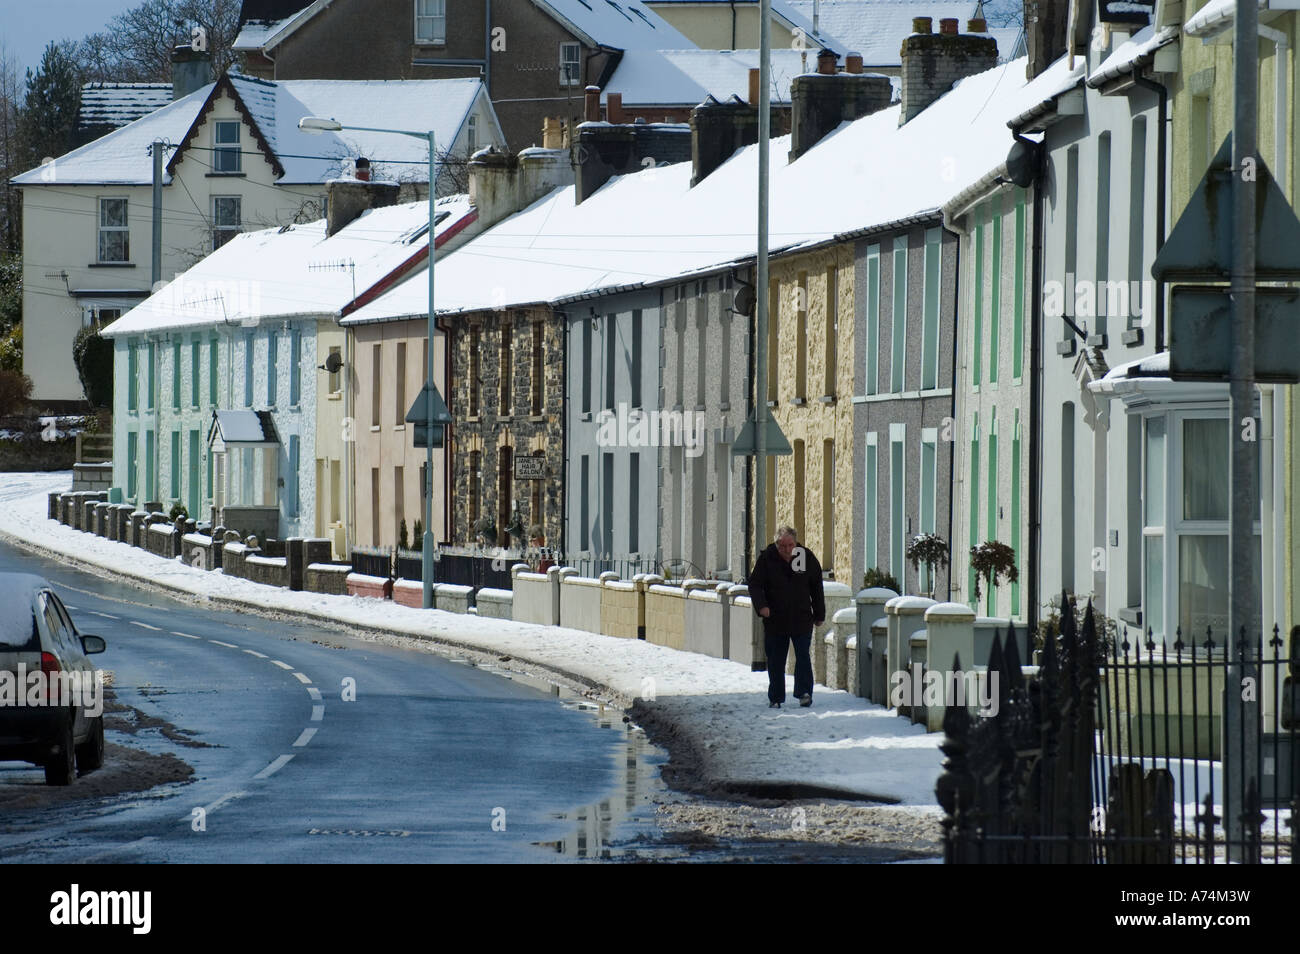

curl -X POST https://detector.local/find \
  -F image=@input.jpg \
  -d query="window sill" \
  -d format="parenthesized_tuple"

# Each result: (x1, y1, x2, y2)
(394, 424, 406, 431)
(790, 398, 806, 406)
(205, 172, 245, 178)
(88, 262, 135, 268)
(370, 425, 381, 432)
(819, 395, 836, 404)
(327, 392, 342, 401)
(528, 415, 546, 423)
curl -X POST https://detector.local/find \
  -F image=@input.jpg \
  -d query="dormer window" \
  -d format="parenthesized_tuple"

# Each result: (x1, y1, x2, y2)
(560, 42, 581, 86)
(415, 0, 446, 44)
(214, 120, 241, 173)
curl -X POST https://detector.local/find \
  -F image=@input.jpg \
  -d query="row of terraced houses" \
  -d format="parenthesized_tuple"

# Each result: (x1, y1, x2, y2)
(18, 0, 1300, 647)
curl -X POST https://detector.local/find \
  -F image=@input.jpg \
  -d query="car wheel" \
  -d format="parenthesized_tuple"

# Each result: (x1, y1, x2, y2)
(76, 714, 105, 774)
(44, 714, 75, 786)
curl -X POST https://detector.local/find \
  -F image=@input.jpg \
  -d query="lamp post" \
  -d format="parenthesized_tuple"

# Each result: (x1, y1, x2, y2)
(299, 117, 441, 609)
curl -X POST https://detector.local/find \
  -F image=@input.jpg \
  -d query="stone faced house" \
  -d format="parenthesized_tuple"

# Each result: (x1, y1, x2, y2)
(232, 0, 697, 150)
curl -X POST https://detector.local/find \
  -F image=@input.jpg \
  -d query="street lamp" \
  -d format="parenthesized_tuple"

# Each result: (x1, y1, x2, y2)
(299, 115, 442, 609)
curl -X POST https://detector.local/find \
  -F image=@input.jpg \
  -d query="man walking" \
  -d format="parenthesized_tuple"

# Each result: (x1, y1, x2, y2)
(748, 526, 825, 708)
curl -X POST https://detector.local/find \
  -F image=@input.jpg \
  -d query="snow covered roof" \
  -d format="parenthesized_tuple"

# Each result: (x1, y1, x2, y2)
(1184, 0, 1265, 36)
(787, 0, 993, 66)
(533, 0, 696, 50)
(1088, 24, 1179, 87)
(78, 83, 173, 131)
(607, 48, 866, 105)
(12, 84, 213, 185)
(345, 53, 1083, 323)
(210, 409, 279, 447)
(232, 2, 319, 50)
(16, 74, 492, 188)
(100, 194, 475, 337)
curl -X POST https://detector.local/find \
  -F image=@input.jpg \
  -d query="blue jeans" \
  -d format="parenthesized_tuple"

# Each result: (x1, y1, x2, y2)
(765, 630, 813, 703)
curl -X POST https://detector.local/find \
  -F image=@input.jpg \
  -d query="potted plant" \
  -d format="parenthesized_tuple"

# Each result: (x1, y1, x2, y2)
(970, 540, 1018, 605)
(906, 532, 949, 599)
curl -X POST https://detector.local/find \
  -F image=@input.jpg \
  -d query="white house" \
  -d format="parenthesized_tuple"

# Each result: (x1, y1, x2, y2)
(14, 73, 504, 405)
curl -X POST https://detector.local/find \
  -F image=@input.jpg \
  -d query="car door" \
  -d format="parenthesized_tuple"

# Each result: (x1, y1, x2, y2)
(38, 592, 82, 736)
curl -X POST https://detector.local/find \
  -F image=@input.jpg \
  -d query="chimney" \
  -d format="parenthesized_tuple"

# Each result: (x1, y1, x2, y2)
(690, 95, 757, 185)
(788, 57, 892, 161)
(968, 17, 988, 33)
(845, 51, 863, 74)
(171, 44, 211, 101)
(468, 145, 574, 229)
(327, 173, 400, 236)
(584, 85, 601, 123)
(354, 157, 371, 181)
(898, 17, 998, 125)
(607, 92, 625, 125)
(573, 104, 690, 202)
(1024, 0, 1070, 79)
(748, 68, 760, 106)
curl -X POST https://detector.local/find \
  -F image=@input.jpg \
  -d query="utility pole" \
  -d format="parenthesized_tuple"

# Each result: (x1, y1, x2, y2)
(755, 0, 771, 557)
(1225, 0, 1260, 862)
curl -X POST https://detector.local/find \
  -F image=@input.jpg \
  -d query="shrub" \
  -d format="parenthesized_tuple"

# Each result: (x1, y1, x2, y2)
(906, 532, 949, 597)
(168, 501, 188, 521)
(0, 369, 33, 416)
(863, 566, 901, 593)
(73, 326, 113, 408)
(398, 518, 409, 550)
(412, 519, 424, 541)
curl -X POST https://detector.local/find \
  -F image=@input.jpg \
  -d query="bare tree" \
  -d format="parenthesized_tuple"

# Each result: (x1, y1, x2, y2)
(78, 0, 241, 83)
(0, 45, 23, 254)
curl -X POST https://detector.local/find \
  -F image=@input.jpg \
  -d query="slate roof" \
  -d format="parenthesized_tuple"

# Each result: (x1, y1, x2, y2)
(78, 83, 173, 131)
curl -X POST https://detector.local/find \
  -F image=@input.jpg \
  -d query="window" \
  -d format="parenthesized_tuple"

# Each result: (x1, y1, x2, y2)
(864, 436, 877, 571)
(631, 309, 643, 408)
(865, 245, 879, 395)
(243, 334, 253, 407)
(580, 321, 591, 413)
(499, 319, 512, 414)
(1095, 133, 1111, 341)
(920, 431, 937, 594)
(1063, 146, 1079, 347)
(188, 430, 200, 516)
(145, 430, 156, 501)
(531, 322, 543, 415)
(326, 345, 341, 395)
(396, 342, 407, 426)
(212, 196, 240, 250)
(146, 341, 156, 410)
(190, 336, 200, 407)
(972, 219, 983, 385)
(469, 328, 481, 415)
(605, 314, 617, 411)
(989, 200, 1002, 384)
(415, 0, 446, 44)
(1128, 118, 1148, 335)
(98, 198, 128, 263)
(467, 114, 477, 155)
(468, 451, 480, 529)
(822, 439, 835, 572)
(824, 267, 837, 397)
(213, 121, 241, 173)
(891, 246, 906, 393)
(1013, 196, 1025, 378)
(890, 425, 905, 582)
(172, 341, 182, 409)
(267, 331, 278, 405)
(793, 440, 806, 540)
(969, 413, 980, 607)
(795, 273, 807, 400)
(712, 450, 726, 568)
(209, 336, 218, 405)
(393, 465, 404, 541)
(921, 228, 940, 390)
(127, 432, 138, 499)
(171, 431, 181, 499)
(290, 330, 301, 405)
(560, 42, 581, 86)
(1011, 410, 1022, 616)
(580, 455, 590, 551)
(986, 409, 998, 615)
(128, 339, 139, 412)
(602, 454, 614, 555)
(371, 344, 381, 426)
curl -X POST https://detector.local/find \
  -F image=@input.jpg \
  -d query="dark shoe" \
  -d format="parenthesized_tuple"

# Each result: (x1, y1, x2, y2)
(798, 694, 812, 707)
(769, 701, 782, 708)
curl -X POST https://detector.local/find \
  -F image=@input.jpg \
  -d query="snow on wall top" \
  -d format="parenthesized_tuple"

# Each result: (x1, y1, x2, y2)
(1088, 24, 1179, 87)
(78, 83, 173, 131)
(345, 53, 1083, 324)
(100, 194, 473, 337)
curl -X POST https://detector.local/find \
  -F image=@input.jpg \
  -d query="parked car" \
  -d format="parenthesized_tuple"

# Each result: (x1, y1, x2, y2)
(0, 573, 107, 785)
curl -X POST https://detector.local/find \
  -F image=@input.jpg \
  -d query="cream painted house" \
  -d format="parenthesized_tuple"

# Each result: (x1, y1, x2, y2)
(14, 73, 503, 406)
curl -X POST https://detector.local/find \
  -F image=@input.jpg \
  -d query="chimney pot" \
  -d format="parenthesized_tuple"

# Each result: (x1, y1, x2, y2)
(940, 18, 959, 35)
(912, 17, 932, 34)
(354, 157, 371, 182)
(845, 52, 863, 74)
(748, 67, 760, 105)
(584, 86, 601, 123)
(968, 17, 988, 33)
(817, 48, 838, 74)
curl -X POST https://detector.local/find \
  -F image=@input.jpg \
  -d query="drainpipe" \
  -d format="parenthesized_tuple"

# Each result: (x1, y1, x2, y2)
(1027, 136, 1045, 633)
(730, 1, 737, 49)
(1257, 24, 1287, 187)
(1131, 67, 1167, 352)
(484, 0, 492, 93)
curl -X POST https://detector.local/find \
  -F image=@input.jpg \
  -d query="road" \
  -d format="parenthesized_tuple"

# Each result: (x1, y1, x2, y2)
(0, 539, 663, 862)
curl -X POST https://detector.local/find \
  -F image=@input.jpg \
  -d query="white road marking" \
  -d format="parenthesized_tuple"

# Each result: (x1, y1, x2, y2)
(243, 649, 268, 658)
(92, 612, 120, 620)
(271, 660, 294, 671)
(253, 754, 294, 779)
(129, 621, 161, 631)
(307, 687, 322, 700)
(292, 672, 312, 685)
(63, 604, 78, 610)
(210, 640, 238, 648)
(179, 789, 248, 822)
(172, 631, 200, 639)
(292, 728, 317, 747)
(310, 705, 325, 722)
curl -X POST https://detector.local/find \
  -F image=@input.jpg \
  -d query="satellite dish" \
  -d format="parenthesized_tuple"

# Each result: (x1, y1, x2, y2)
(733, 284, 756, 317)
(320, 351, 343, 374)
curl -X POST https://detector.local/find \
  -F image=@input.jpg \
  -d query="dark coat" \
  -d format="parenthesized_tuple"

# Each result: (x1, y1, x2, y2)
(748, 542, 825, 636)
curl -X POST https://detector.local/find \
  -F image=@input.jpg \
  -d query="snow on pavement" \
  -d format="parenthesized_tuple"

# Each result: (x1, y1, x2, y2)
(0, 473, 944, 807)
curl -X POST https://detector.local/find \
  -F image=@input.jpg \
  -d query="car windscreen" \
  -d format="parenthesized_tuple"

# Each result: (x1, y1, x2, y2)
(0, 610, 38, 651)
